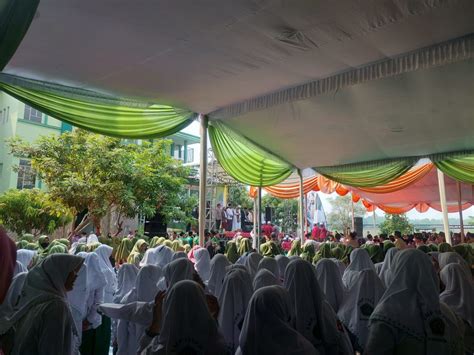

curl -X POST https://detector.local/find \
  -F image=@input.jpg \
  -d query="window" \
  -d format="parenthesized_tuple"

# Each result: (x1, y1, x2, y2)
(187, 148, 194, 163)
(17, 159, 36, 189)
(24, 105, 43, 123)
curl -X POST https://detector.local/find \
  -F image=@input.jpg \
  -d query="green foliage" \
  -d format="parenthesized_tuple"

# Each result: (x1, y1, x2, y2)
(0, 188, 72, 237)
(262, 195, 298, 233)
(228, 184, 253, 209)
(8, 130, 190, 235)
(327, 195, 366, 232)
(379, 214, 414, 235)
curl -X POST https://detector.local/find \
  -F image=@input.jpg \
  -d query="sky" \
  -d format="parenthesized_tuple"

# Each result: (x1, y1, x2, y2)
(181, 120, 474, 221)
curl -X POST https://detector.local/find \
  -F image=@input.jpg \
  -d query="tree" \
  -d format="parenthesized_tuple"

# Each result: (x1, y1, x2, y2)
(379, 214, 414, 235)
(0, 188, 72, 237)
(327, 195, 366, 232)
(8, 130, 190, 236)
(262, 195, 298, 233)
(228, 184, 253, 209)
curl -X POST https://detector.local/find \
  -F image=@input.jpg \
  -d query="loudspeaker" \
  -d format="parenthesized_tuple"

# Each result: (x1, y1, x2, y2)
(144, 213, 167, 237)
(354, 217, 363, 239)
(265, 207, 273, 223)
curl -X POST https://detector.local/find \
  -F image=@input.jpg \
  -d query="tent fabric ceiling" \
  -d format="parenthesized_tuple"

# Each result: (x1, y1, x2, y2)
(5, 0, 474, 170)
(6, 0, 474, 114)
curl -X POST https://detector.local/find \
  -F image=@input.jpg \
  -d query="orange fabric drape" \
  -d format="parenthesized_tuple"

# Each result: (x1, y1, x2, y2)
(249, 176, 319, 199)
(357, 163, 433, 193)
(249, 186, 258, 199)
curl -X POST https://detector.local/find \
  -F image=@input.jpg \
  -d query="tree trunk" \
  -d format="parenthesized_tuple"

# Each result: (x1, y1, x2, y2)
(68, 213, 91, 240)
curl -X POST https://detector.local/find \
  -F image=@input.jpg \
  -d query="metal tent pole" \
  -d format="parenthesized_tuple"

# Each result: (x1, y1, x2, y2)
(298, 169, 305, 244)
(437, 169, 452, 244)
(198, 114, 208, 247)
(252, 195, 257, 250)
(351, 196, 355, 231)
(257, 187, 262, 253)
(456, 181, 465, 243)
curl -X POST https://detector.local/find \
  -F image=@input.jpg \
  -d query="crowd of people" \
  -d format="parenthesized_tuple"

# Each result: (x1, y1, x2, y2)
(0, 225, 473, 354)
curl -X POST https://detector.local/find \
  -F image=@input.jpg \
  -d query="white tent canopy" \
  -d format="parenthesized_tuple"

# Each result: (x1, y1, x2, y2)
(6, 1, 474, 168)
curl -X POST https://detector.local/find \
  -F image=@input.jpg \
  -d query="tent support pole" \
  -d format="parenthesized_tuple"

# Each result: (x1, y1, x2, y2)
(372, 210, 376, 231)
(252, 195, 257, 250)
(298, 169, 305, 244)
(437, 169, 451, 244)
(257, 187, 262, 253)
(351, 197, 355, 231)
(198, 114, 208, 247)
(457, 181, 465, 243)
(304, 193, 308, 235)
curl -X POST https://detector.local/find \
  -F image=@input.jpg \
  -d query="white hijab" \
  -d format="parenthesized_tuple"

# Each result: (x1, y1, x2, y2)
(0, 272, 27, 317)
(440, 263, 474, 328)
(171, 251, 187, 260)
(342, 248, 375, 289)
(114, 263, 139, 303)
(155, 280, 225, 354)
(253, 269, 279, 290)
(78, 252, 107, 292)
(66, 261, 88, 316)
(438, 251, 471, 277)
(0, 254, 84, 335)
(86, 234, 99, 245)
(194, 247, 211, 283)
(369, 249, 460, 353)
(378, 247, 399, 288)
(135, 265, 161, 302)
(243, 252, 263, 279)
(275, 255, 290, 281)
(94, 244, 117, 302)
(163, 258, 194, 289)
(337, 269, 385, 350)
(218, 268, 253, 354)
(257, 256, 280, 280)
(284, 259, 340, 351)
(237, 285, 318, 355)
(207, 254, 231, 298)
(315, 258, 346, 313)
(140, 248, 159, 267)
(154, 245, 174, 268)
(13, 261, 27, 276)
(16, 250, 37, 269)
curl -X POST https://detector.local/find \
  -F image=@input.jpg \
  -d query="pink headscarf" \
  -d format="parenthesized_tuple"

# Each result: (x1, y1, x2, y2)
(187, 245, 201, 264)
(0, 228, 17, 303)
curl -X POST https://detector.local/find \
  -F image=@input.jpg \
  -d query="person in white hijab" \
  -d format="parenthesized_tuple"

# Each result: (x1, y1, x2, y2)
(236, 285, 318, 355)
(218, 268, 253, 353)
(342, 248, 376, 289)
(194, 247, 211, 283)
(114, 264, 139, 303)
(117, 265, 161, 355)
(66, 258, 89, 355)
(438, 251, 471, 278)
(16, 249, 37, 270)
(253, 269, 279, 290)
(94, 244, 117, 303)
(0, 254, 84, 355)
(154, 245, 174, 269)
(140, 280, 227, 354)
(207, 254, 231, 298)
(13, 261, 27, 276)
(171, 251, 187, 261)
(243, 252, 263, 279)
(337, 269, 385, 352)
(257, 256, 280, 280)
(86, 233, 99, 246)
(440, 263, 474, 353)
(0, 272, 27, 318)
(140, 248, 160, 267)
(377, 247, 399, 288)
(315, 259, 346, 313)
(366, 249, 465, 355)
(275, 255, 290, 282)
(160, 258, 194, 291)
(284, 259, 352, 355)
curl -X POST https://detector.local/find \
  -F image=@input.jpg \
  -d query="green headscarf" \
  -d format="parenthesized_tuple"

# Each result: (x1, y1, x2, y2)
(164, 240, 173, 248)
(438, 242, 453, 253)
(383, 240, 396, 253)
(171, 240, 183, 251)
(127, 239, 148, 264)
(75, 243, 88, 254)
(37, 235, 50, 252)
(238, 238, 252, 256)
(453, 244, 473, 266)
(183, 244, 191, 253)
(342, 245, 353, 264)
(226, 241, 239, 263)
(428, 243, 438, 252)
(288, 239, 302, 257)
(115, 238, 134, 263)
(16, 240, 29, 250)
(366, 244, 384, 263)
(260, 241, 280, 257)
(25, 243, 38, 250)
(48, 244, 68, 255)
(331, 246, 344, 260)
(313, 243, 331, 264)
(149, 236, 160, 248)
(20, 233, 34, 242)
(86, 242, 101, 252)
(417, 245, 430, 254)
(57, 238, 70, 248)
(300, 243, 316, 263)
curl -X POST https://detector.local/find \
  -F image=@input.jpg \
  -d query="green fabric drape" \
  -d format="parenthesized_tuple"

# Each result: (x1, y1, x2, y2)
(0, 0, 39, 70)
(208, 121, 293, 186)
(0, 74, 196, 138)
(315, 158, 418, 188)
(433, 152, 474, 184)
